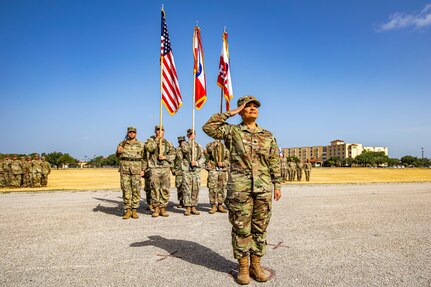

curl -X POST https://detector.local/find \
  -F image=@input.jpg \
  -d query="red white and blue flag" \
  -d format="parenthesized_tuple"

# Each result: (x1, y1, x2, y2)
(161, 9, 182, 115)
(193, 26, 207, 110)
(217, 31, 233, 111)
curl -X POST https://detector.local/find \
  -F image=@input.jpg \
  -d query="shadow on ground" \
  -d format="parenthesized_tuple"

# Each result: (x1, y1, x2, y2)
(130, 235, 237, 274)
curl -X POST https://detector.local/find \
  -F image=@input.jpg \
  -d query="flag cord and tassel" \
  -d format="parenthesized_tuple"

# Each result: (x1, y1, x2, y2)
(159, 54, 164, 154)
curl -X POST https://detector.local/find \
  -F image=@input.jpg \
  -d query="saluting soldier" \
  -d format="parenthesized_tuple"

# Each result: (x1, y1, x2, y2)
(116, 127, 146, 220)
(205, 140, 229, 214)
(41, 156, 51, 186)
(145, 125, 176, 218)
(304, 159, 312, 181)
(21, 156, 33, 187)
(173, 136, 186, 208)
(179, 129, 205, 216)
(203, 95, 282, 285)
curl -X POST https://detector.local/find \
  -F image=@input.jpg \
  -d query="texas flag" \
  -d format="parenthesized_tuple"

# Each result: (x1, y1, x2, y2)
(193, 26, 207, 110)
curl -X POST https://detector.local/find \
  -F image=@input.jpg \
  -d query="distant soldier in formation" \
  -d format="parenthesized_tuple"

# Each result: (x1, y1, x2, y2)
(145, 126, 176, 218)
(143, 135, 155, 210)
(22, 156, 33, 187)
(205, 140, 229, 214)
(0, 157, 6, 187)
(116, 127, 145, 220)
(32, 154, 43, 187)
(304, 159, 312, 181)
(10, 155, 23, 188)
(288, 160, 296, 181)
(179, 129, 205, 216)
(280, 154, 287, 181)
(41, 156, 51, 186)
(173, 136, 186, 208)
(296, 161, 303, 181)
(3, 155, 12, 187)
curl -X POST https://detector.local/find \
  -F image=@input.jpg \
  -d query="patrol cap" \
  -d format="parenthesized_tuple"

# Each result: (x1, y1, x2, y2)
(127, 127, 137, 133)
(237, 95, 261, 108)
(177, 136, 186, 142)
(187, 128, 195, 135)
(155, 125, 165, 131)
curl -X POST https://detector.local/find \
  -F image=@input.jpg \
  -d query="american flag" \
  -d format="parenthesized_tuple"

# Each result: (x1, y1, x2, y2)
(217, 31, 233, 111)
(161, 9, 182, 115)
(193, 26, 206, 110)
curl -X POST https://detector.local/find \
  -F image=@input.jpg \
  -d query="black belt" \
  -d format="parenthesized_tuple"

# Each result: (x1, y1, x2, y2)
(121, 158, 141, 162)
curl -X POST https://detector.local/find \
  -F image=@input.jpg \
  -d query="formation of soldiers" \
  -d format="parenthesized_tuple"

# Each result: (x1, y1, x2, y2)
(0, 154, 51, 188)
(280, 156, 312, 182)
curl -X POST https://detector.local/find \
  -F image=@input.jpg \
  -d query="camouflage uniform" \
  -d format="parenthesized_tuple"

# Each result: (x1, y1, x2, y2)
(21, 157, 33, 187)
(280, 156, 287, 181)
(179, 132, 205, 209)
(145, 133, 175, 209)
(288, 161, 296, 181)
(296, 162, 303, 181)
(32, 156, 43, 187)
(304, 162, 312, 181)
(143, 136, 155, 207)
(173, 137, 186, 207)
(205, 140, 230, 206)
(0, 158, 5, 187)
(41, 157, 51, 186)
(10, 156, 23, 187)
(116, 130, 145, 211)
(203, 110, 281, 260)
(3, 156, 12, 187)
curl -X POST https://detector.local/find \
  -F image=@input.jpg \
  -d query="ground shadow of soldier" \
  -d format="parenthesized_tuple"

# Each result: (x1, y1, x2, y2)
(130, 235, 237, 275)
(92, 197, 123, 216)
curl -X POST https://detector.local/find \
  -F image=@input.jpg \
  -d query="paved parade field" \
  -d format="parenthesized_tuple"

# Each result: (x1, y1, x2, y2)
(1, 183, 430, 286)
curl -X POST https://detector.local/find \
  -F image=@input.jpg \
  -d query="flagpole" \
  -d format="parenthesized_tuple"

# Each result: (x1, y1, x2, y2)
(191, 26, 197, 162)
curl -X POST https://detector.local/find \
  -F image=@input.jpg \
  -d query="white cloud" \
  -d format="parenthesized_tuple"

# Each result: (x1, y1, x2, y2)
(378, 3, 431, 32)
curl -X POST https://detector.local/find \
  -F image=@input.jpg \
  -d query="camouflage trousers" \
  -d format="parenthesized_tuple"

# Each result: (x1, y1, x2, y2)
(226, 183, 272, 260)
(120, 173, 141, 209)
(296, 169, 302, 181)
(144, 169, 152, 205)
(0, 174, 5, 187)
(288, 169, 296, 181)
(10, 174, 22, 188)
(32, 173, 42, 187)
(305, 170, 311, 181)
(281, 168, 287, 181)
(150, 167, 171, 208)
(175, 175, 183, 205)
(41, 174, 49, 186)
(207, 170, 227, 205)
(22, 173, 32, 187)
(182, 170, 201, 207)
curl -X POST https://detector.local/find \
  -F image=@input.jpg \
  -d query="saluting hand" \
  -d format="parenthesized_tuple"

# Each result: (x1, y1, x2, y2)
(228, 103, 246, 117)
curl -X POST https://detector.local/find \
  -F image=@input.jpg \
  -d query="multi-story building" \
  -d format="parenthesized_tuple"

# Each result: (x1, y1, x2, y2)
(282, 139, 388, 165)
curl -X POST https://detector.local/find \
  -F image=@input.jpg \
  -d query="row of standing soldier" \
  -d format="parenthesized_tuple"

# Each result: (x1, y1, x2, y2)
(116, 126, 229, 219)
(280, 157, 312, 182)
(0, 154, 51, 188)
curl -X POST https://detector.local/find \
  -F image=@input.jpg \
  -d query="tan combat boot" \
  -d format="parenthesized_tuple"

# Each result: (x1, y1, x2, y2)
(208, 204, 217, 214)
(184, 206, 191, 216)
(152, 206, 160, 218)
(131, 209, 139, 219)
(237, 256, 250, 285)
(250, 254, 269, 282)
(123, 209, 131, 220)
(191, 206, 200, 215)
(217, 204, 228, 213)
(160, 207, 169, 217)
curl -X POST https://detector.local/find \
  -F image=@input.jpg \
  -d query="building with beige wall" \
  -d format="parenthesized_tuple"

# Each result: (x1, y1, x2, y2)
(282, 139, 388, 164)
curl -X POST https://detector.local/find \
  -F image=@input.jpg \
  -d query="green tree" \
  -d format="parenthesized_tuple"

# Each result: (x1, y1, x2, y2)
(400, 155, 418, 167)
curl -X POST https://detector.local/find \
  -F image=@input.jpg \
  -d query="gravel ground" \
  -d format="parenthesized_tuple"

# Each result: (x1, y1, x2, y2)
(0, 182, 430, 287)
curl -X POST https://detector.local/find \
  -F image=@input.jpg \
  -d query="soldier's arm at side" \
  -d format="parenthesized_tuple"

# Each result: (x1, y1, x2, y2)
(268, 136, 282, 196)
(165, 141, 176, 164)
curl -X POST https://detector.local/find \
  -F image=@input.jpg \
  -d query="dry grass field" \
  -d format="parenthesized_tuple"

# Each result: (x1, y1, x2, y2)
(1, 167, 430, 192)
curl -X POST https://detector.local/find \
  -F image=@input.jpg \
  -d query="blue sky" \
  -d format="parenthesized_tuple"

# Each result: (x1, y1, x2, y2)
(1, 0, 430, 160)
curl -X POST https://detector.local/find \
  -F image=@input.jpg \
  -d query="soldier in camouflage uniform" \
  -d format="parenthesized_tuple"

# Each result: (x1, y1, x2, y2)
(280, 154, 287, 181)
(143, 136, 155, 211)
(41, 156, 51, 187)
(203, 95, 282, 285)
(304, 159, 312, 181)
(145, 126, 176, 218)
(179, 129, 205, 216)
(3, 155, 12, 187)
(296, 161, 303, 181)
(116, 127, 146, 220)
(0, 157, 5, 188)
(10, 155, 23, 187)
(32, 154, 43, 187)
(205, 140, 229, 214)
(21, 156, 33, 187)
(288, 160, 296, 181)
(173, 136, 186, 208)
